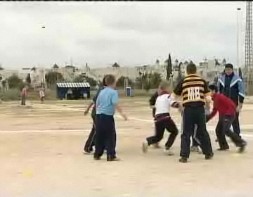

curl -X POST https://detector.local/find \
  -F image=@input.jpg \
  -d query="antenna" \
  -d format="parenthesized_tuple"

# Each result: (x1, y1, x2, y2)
(245, 1, 253, 94)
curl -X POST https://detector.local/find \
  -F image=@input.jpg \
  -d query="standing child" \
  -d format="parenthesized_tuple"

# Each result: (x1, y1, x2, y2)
(173, 63, 213, 163)
(39, 88, 45, 104)
(83, 76, 107, 153)
(207, 84, 247, 152)
(21, 85, 28, 105)
(94, 74, 127, 161)
(142, 81, 181, 155)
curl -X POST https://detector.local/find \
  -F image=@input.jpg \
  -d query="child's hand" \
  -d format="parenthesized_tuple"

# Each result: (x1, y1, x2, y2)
(178, 104, 184, 113)
(121, 113, 128, 121)
(84, 110, 89, 116)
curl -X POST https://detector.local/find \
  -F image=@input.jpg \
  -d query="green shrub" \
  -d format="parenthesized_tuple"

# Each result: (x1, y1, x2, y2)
(0, 89, 20, 101)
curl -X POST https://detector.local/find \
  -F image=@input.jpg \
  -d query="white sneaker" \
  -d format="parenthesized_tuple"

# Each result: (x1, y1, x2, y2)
(142, 142, 148, 153)
(190, 146, 200, 153)
(164, 148, 174, 156)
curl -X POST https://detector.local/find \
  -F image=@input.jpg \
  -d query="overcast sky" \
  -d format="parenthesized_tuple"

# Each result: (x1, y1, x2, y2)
(0, 1, 246, 69)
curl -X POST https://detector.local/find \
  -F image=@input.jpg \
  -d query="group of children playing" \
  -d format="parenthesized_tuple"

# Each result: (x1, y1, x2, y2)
(83, 74, 247, 162)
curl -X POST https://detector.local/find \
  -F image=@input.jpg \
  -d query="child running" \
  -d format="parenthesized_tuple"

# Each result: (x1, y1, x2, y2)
(142, 80, 181, 155)
(207, 84, 247, 152)
(149, 90, 160, 148)
(94, 74, 127, 161)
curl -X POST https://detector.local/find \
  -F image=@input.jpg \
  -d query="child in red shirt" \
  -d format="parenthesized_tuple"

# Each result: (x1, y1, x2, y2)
(207, 84, 246, 153)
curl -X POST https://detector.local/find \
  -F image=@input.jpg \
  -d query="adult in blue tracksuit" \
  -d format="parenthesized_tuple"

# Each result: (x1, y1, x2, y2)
(217, 63, 245, 137)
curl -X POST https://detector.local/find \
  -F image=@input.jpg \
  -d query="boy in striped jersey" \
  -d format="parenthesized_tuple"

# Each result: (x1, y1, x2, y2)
(173, 63, 213, 163)
(142, 81, 181, 155)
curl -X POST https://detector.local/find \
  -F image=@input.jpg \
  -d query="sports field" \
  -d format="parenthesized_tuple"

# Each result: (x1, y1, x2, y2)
(0, 97, 252, 197)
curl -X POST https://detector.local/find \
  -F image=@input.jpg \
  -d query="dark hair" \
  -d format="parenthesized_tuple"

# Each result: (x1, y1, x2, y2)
(225, 63, 233, 69)
(208, 84, 218, 92)
(102, 75, 107, 86)
(186, 63, 197, 74)
(105, 74, 116, 86)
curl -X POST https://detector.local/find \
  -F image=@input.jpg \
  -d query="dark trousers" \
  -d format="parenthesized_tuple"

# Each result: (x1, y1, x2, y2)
(21, 95, 26, 105)
(181, 106, 213, 158)
(84, 114, 96, 152)
(216, 115, 245, 149)
(94, 114, 116, 158)
(191, 115, 210, 147)
(147, 116, 178, 149)
(232, 112, 241, 136)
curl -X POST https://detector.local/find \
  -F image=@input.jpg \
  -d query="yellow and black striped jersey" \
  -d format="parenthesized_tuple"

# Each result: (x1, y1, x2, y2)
(173, 74, 210, 107)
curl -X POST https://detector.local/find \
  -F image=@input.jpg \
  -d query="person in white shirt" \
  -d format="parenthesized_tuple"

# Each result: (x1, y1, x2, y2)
(142, 81, 182, 155)
(39, 88, 45, 104)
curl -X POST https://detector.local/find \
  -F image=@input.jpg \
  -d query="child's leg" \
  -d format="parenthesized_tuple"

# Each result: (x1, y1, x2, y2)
(146, 121, 165, 146)
(191, 124, 199, 146)
(94, 115, 106, 159)
(164, 118, 178, 149)
(104, 116, 117, 159)
(216, 117, 229, 150)
(84, 118, 96, 152)
(84, 127, 95, 152)
(223, 115, 246, 149)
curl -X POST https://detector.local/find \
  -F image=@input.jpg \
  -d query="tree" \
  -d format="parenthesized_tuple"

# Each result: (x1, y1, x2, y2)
(166, 54, 172, 80)
(85, 77, 97, 87)
(155, 59, 160, 65)
(112, 62, 120, 68)
(143, 80, 151, 92)
(176, 62, 184, 84)
(74, 74, 97, 87)
(7, 74, 24, 89)
(149, 72, 162, 89)
(116, 76, 133, 88)
(0, 65, 3, 70)
(45, 71, 64, 87)
(73, 74, 85, 83)
(215, 59, 220, 66)
(53, 64, 59, 69)
(222, 58, 226, 66)
(26, 74, 31, 84)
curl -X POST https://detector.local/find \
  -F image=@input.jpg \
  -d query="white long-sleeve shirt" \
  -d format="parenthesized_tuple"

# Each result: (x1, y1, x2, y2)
(155, 93, 178, 115)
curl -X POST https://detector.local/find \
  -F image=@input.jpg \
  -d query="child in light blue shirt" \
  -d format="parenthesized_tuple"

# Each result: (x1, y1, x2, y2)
(94, 74, 127, 161)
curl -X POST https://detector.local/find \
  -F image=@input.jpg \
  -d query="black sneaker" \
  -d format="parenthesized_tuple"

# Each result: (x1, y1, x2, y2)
(205, 153, 214, 160)
(238, 141, 247, 153)
(217, 147, 229, 151)
(107, 156, 120, 162)
(179, 157, 188, 163)
(84, 146, 93, 154)
(94, 155, 101, 160)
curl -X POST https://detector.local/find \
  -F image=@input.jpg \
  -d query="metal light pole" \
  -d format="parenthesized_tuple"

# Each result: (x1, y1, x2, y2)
(237, 7, 242, 68)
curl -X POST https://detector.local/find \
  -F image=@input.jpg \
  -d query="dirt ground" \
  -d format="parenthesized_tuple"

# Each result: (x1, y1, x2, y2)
(0, 98, 252, 197)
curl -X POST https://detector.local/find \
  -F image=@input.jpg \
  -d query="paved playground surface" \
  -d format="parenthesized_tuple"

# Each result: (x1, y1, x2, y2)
(0, 98, 252, 197)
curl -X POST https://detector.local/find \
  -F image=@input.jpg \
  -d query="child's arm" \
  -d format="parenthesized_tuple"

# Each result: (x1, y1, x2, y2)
(84, 102, 94, 115)
(206, 106, 217, 122)
(112, 90, 127, 120)
(169, 95, 184, 113)
(116, 105, 128, 120)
